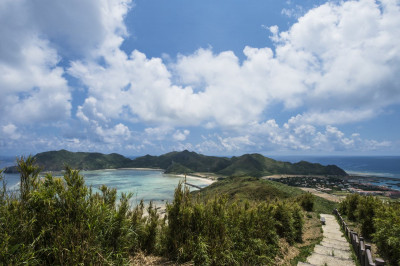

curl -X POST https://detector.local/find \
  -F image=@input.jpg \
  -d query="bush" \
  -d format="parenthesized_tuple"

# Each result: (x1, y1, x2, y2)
(339, 194, 400, 265)
(162, 183, 303, 264)
(339, 193, 360, 221)
(373, 202, 400, 266)
(356, 196, 381, 239)
(0, 157, 140, 264)
(0, 157, 306, 265)
(298, 192, 315, 212)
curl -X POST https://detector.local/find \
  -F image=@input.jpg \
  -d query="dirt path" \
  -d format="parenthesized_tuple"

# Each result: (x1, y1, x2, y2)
(300, 187, 344, 203)
(298, 214, 355, 266)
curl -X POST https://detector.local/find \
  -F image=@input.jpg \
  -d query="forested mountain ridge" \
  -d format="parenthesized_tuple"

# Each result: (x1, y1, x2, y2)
(4, 149, 348, 176)
(4, 150, 131, 172)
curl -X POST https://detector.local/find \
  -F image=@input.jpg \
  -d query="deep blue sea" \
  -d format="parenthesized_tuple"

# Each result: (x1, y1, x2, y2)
(270, 155, 400, 190)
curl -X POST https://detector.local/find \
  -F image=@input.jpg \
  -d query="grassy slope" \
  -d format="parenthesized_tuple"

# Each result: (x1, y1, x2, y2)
(192, 176, 330, 265)
(193, 176, 337, 214)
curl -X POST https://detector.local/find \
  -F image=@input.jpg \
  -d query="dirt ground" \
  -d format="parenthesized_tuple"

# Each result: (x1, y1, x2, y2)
(275, 212, 323, 265)
(300, 187, 344, 203)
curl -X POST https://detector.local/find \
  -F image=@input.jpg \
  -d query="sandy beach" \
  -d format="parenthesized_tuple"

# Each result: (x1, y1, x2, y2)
(176, 173, 216, 185)
(117, 167, 164, 171)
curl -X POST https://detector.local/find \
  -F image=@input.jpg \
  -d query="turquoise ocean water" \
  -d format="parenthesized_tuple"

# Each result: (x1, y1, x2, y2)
(2, 155, 400, 198)
(1, 167, 212, 205)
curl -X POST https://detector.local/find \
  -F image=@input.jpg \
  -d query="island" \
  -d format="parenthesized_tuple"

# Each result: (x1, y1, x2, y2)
(4, 149, 347, 177)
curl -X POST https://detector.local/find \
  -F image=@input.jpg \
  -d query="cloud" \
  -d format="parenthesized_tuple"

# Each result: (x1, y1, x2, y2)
(95, 123, 131, 144)
(192, 119, 392, 154)
(281, 5, 305, 19)
(173, 129, 190, 141)
(2, 123, 20, 140)
(286, 109, 377, 126)
(71, 0, 400, 133)
(1, 0, 399, 155)
(0, 0, 71, 126)
(144, 126, 174, 140)
(26, 0, 130, 58)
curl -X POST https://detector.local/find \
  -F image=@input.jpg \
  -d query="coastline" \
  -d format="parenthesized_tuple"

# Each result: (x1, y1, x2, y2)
(175, 173, 216, 185)
(140, 174, 216, 218)
(117, 167, 164, 171)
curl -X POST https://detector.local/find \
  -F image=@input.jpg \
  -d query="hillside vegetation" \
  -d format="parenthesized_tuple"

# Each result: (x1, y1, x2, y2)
(9, 149, 348, 177)
(7, 149, 133, 171)
(0, 157, 329, 265)
(132, 150, 347, 176)
(193, 176, 337, 214)
(339, 194, 400, 265)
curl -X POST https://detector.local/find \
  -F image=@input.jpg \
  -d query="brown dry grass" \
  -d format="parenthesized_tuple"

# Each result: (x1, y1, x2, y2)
(275, 212, 323, 265)
(300, 187, 344, 203)
(130, 251, 175, 266)
(130, 251, 194, 266)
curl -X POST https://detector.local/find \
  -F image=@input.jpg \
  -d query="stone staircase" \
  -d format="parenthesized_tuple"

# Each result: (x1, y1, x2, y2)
(298, 214, 356, 266)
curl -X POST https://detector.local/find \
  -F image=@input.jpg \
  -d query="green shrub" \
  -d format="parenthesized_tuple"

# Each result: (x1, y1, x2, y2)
(373, 202, 400, 266)
(339, 193, 360, 221)
(161, 182, 302, 264)
(339, 194, 400, 265)
(298, 192, 315, 212)
(356, 196, 381, 239)
(0, 157, 140, 264)
(0, 158, 307, 265)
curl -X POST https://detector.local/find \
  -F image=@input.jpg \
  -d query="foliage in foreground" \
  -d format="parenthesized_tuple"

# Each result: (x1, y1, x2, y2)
(0, 157, 143, 265)
(339, 194, 400, 265)
(161, 183, 304, 265)
(1, 157, 305, 265)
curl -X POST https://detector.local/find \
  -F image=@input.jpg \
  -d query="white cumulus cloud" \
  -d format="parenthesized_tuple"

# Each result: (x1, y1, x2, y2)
(1, 0, 399, 154)
(173, 129, 190, 141)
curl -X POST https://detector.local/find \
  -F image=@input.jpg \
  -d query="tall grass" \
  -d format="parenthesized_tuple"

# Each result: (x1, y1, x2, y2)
(1, 157, 306, 265)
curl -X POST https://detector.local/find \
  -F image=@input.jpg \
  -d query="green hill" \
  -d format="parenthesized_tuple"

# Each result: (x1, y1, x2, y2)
(131, 150, 347, 177)
(192, 176, 338, 213)
(4, 149, 347, 177)
(218, 154, 347, 177)
(33, 149, 132, 171)
(129, 150, 231, 173)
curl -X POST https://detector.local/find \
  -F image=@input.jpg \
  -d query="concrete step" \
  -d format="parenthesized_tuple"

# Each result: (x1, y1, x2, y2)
(314, 245, 353, 259)
(323, 231, 347, 241)
(320, 236, 350, 247)
(306, 252, 356, 266)
(297, 262, 317, 266)
(302, 214, 356, 266)
(320, 240, 351, 250)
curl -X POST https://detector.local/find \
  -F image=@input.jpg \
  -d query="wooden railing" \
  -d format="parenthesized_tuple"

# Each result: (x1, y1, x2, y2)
(333, 209, 385, 266)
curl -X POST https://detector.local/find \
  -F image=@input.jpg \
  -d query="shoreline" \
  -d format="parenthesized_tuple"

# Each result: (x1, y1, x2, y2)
(117, 167, 164, 171)
(175, 173, 216, 185)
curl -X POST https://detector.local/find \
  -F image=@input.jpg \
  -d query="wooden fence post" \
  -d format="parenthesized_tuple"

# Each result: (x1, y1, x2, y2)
(359, 236, 365, 266)
(365, 244, 375, 266)
(375, 258, 385, 265)
(335, 209, 385, 266)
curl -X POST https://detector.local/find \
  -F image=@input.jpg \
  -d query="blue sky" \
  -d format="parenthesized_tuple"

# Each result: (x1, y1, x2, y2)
(1, 0, 400, 156)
